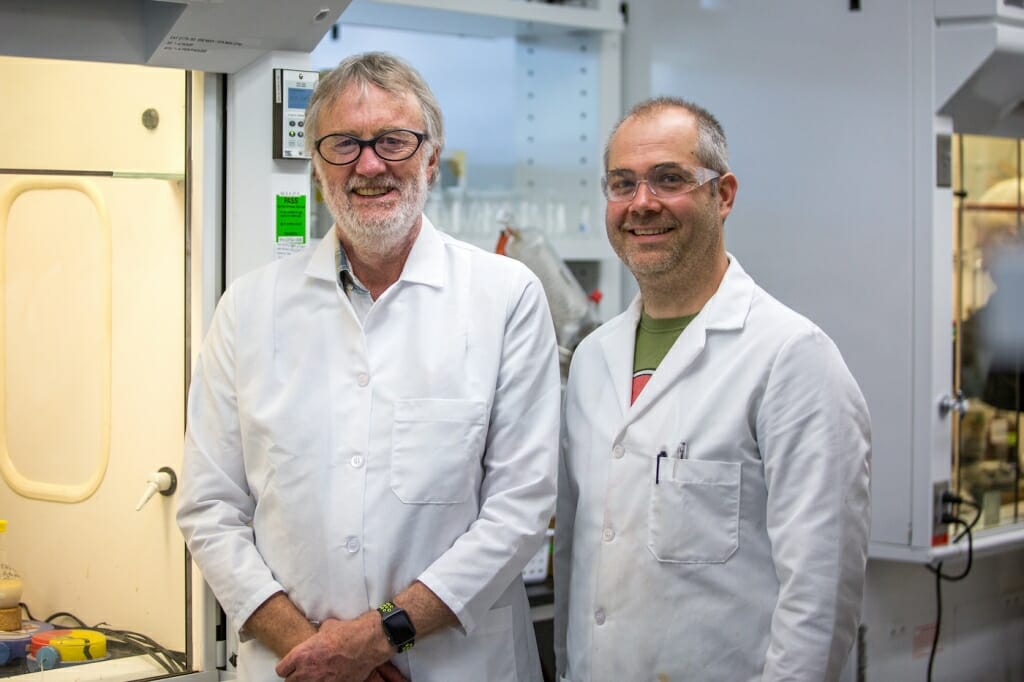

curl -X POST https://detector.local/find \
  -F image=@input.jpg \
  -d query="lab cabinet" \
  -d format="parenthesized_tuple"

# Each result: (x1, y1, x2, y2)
(620, 0, 1024, 561)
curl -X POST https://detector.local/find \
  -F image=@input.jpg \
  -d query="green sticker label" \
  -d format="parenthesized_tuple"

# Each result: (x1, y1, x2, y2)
(276, 194, 307, 238)
(275, 194, 307, 258)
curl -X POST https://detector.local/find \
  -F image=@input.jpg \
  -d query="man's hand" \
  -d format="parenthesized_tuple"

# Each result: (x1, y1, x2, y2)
(273, 581, 450, 680)
(365, 662, 407, 682)
(275, 614, 393, 682)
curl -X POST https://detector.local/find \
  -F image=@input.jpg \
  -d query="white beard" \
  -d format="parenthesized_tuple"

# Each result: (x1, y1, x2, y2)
(322, 160, 430, 259)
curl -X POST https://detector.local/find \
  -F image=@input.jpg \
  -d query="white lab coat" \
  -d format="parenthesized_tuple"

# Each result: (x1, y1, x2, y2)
(554, 256, 870, 681)
(177, 218, 560, 681)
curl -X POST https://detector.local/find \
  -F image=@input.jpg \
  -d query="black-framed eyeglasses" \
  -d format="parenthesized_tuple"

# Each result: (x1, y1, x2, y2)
(315, 129, 428, 166)
(601, 164, 721, 202)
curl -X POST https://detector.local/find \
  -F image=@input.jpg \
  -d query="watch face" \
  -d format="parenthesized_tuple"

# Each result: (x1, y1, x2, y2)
(382, 609, 416, 647)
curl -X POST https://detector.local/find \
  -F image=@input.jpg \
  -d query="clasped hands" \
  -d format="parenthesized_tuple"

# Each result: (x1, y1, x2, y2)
(275, 616, 407, 682)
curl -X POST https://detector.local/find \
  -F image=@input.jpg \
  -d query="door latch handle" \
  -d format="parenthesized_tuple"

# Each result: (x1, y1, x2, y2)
(938, 391, 969, 418)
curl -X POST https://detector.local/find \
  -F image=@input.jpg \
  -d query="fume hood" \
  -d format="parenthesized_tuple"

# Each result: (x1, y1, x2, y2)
(0, 0, 350, 73)
(937, 0, 1024, 137)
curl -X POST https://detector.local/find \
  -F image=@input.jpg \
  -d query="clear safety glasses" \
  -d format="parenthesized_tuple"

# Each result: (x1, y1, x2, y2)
(601, 164, 722, 202)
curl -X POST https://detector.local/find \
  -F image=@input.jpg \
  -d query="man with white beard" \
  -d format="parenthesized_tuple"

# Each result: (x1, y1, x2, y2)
(178, 52, 560, 682)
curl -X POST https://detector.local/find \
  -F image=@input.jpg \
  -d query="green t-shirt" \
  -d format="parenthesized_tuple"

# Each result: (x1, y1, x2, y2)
(631, 310, 697, 404)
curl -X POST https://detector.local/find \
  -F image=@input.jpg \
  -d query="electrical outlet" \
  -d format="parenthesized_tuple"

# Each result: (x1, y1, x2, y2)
(932, 481, 951, 546)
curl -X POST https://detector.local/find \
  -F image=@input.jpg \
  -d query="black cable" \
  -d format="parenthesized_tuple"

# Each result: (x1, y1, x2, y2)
(19, 602, 35, 621)
(952, 498, 981, 543)
(924, 515, 975, 681)
(927, 559, 943, 682)
(98, 626, 187, 673)
(98, 628, 176, 673)
(41, 610, 188, 673)
(44, 611, 87, 626)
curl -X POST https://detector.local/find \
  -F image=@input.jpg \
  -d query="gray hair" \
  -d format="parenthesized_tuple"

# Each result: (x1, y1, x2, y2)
(604, 96, 729, 174)
(305, 51, 444, 159)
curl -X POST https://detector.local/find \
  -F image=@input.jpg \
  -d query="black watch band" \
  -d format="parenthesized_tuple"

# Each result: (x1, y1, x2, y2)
(377, 601, 416, 652)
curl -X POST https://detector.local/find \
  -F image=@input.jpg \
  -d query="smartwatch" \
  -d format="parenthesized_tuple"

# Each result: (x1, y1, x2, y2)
(377, 601, 416, 652)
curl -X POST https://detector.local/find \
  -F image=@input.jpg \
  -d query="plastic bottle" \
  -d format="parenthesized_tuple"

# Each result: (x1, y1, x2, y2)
(502, 227, 601, 353)
(0, 520, 23, 631)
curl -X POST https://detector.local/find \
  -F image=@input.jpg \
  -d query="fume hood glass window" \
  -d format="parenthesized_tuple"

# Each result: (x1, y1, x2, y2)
(952, 133, 1023, 532)
(0, 56, 196, 678)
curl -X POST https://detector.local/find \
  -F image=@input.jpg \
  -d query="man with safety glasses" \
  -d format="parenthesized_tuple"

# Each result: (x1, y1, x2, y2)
(554, 97, 872, 680)
(178, 52, 560, 682)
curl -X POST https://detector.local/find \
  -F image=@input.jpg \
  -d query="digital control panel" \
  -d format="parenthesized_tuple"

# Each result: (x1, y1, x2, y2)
(273, 68, 319, 160)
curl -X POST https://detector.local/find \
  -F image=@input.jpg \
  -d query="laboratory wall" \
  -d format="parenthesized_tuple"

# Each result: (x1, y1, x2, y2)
(0, 57, 189, 651)
(621, 0, 1022, 678)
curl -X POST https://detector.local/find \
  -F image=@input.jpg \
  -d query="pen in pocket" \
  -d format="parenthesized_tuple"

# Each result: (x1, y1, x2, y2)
(655, 449, 667, 484)
(675, 441, 688, 459)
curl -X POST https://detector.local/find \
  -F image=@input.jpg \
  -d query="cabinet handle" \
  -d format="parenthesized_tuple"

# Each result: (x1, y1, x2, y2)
(938, 391, 969, 418)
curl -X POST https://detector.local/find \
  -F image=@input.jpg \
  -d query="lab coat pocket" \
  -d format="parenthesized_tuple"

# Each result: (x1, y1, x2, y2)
(647, 459, 741, 563)
(391, 398, 488, 504)
(477, 604, 517, 681)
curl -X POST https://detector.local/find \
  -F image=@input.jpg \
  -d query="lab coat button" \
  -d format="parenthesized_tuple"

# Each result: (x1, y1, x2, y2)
(350, 455, 364, 469)
(612, 445, 624, 458)
(357, 373, 369, 387)
(594, 608, 606, 625)
(345, 536, 361, 553)
(602, 528, 615, 542)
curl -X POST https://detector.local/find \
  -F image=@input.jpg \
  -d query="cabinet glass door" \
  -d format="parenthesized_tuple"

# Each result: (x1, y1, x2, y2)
(953, 134, 1024, 531)
(0, 56, 196, 679)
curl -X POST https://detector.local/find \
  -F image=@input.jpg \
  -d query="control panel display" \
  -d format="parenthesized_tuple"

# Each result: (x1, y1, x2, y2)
(273, 69, 319, 160)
